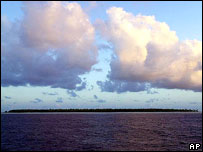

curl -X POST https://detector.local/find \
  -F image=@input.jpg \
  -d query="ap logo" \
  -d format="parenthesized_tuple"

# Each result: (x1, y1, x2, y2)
(189, 143, 201, 150)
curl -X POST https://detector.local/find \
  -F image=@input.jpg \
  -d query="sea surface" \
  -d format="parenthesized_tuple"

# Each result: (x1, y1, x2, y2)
(1, 112, 202, 151)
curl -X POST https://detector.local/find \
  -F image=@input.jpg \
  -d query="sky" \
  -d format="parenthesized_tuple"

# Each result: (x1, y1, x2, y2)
(1, 1, 202, 112)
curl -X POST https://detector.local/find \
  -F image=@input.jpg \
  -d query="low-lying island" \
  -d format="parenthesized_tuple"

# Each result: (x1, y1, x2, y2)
(5, 108, 198, 113)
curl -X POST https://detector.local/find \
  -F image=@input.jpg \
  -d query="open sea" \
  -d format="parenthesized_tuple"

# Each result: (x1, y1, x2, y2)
(1, 112, 202, 151)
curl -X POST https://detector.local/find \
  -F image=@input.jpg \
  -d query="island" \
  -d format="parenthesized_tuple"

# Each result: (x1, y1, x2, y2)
(5, 108, 198, 113)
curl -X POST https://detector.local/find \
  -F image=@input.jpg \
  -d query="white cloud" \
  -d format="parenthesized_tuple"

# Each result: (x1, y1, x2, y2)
(1, 2, 97, 90)
(96, 7, 202, 92)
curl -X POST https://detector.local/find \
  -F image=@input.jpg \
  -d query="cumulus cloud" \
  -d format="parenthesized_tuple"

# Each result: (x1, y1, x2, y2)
(1, 2, 97, 90)
(96, 7, 202, 92)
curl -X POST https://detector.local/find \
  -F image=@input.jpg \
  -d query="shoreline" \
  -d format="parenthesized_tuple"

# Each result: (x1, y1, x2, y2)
(4, 108, 198, 113)
(2, 112, 201, 114)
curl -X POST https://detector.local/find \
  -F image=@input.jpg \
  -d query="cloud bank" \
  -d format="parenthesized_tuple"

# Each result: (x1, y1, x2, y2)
(1, 2, 97, 90)
(96, 7, 202, 92)
(2, 4, 201, 93)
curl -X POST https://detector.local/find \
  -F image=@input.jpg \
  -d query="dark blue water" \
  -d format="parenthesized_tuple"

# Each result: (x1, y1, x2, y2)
(1, 113, 202, 151)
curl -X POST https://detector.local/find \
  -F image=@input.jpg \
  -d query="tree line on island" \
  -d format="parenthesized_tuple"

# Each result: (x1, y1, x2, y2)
(5, 108, 198, 113)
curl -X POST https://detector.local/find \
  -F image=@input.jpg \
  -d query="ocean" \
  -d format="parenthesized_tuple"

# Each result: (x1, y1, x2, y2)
(1, 112, 202, 151)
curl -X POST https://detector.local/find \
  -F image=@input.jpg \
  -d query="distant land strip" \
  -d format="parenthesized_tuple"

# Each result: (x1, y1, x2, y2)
(5, 109, 198, 113)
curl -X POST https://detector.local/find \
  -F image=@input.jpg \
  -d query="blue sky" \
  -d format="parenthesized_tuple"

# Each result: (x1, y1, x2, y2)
(1, 1, 202, 112)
